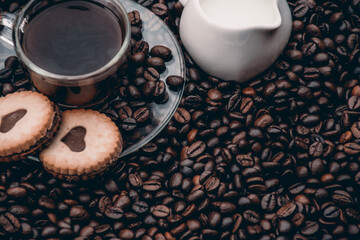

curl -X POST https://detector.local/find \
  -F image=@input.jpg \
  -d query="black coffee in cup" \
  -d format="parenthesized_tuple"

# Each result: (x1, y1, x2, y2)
(13, 0, 130, 108)
(22, 1, 123, 76)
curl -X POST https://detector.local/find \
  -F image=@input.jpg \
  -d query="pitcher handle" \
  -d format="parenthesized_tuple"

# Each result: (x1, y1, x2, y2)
(0, 12, 16, 46)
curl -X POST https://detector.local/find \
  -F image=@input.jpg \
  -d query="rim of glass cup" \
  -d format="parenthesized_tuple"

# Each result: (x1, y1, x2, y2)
(13, 0, 131, 85)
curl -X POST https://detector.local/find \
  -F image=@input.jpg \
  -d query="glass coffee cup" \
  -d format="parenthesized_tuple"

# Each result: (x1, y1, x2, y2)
(11, 0, 131, 108)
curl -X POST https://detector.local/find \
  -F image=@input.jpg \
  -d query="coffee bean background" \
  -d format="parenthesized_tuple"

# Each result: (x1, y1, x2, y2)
(1, 0, 360, 239)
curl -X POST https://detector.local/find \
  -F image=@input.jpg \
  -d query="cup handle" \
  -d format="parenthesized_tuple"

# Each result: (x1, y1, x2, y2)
(0, 12, 16, 46)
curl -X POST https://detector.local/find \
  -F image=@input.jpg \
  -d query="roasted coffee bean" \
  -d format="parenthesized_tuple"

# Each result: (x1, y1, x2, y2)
(38, 196, 56, 209)
(289, 182, 305, 195)
(132, 201, 148, 214)
(94, 224, 110, 235)
(306, 24, 321, 38)
(207, 89, 222, 102)
(6, 187, 27, 198)
(119, 229, 135, 239)
(142, 81, 156, 97)
(301, 221, 319, 236)
(344, 142, 360, 155)
(150, 45, 172, 61)
(323, 205, 340, 220)
(142, 180, 161, 191)
(20, 222, 32, 236)
(133, 40, 150, 54)
(277, 202, 296, 218)
(166, 75, 184, 91)
(187, 141, 206, 158)
(151, 3, 168, 18)
(153, 81, 166, 98)
(0, 68, 12, 81)
(104, 206, 123, 220)
(186, 219, 201, 232)
(128, 173, 143, 188)
(348, 95, 360, 110)
(292, 213, 305, 228)
(133, 107, 150, 123)
(128, 85, 142, 99)
(128, 10, 141, 26)
(130, 52, 146, 65)
(121, 118, 137, 131)
(240, 97, 254, 114)
(152, 205, 170, 218)
(169, 173, 183, 189)
(144, 67, 160, 81)
(208, 211, 221, 228)
(309, 142, 323, 157)
(286, 50, 303, 62)
(301, 114, 320, 126)
(293, 4, 309, 18)
(155, 91, 169, 104)
(4, 56, 19, 70)
(227, 93, 242, 111)
(0, 212, 20, 233)
(303, 67, 320, 80)
(313, 52, 329, 65)
(204, 176, 220, 192)
(261, 193, 276, 211)
(69, 205, 89, 221)
(302, 42, 317, 57)
(131, 26, 142, 40)
(332, 190, 353, 206)
(310, 158, 324, 176)
(297, 86, 313, 100)
(1, 83, 14, 96)
(292, 20, 304, 32)
(171, 222, 186, 235)
(185, 95, 203, 108)
(220, 202, 237, 214)
(137, 0, 154, 7)
(351, 121, 360, 138)
(118, 106, 132, 120)
(243, 210, 260, 224)
(134, 77, 147, 87)
(255, 114, 273, 128)
(41, 225, 58, 237)
(146, 57, 166, 73)
(186, 188, 205, 202)
(236, 154, 254, 167)
(8, 205, 29, 216)
(174, 108, 190, 124)
(278, 220, 291, 233)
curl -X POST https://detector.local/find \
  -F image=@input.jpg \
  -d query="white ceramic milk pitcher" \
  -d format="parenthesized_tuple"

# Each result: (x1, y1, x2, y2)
(179, 0, 292, 83)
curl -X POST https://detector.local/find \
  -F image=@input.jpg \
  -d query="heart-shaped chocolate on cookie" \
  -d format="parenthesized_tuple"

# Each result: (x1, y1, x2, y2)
(40, 109, 123, 180)
(61, 126, 87, 152)
(0, 109, 27, 133)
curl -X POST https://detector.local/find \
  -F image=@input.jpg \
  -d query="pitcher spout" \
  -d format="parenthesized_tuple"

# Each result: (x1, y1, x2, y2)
(260, 0, 282, 31)
(179, 0, 189, 7)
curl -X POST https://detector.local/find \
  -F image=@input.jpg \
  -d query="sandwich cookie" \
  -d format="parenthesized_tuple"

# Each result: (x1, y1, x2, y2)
(40, 109, 123, 181)
(0, 91, 61, 162)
